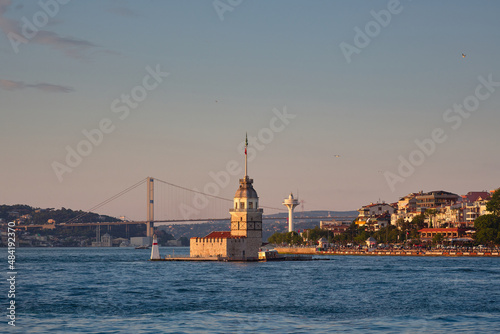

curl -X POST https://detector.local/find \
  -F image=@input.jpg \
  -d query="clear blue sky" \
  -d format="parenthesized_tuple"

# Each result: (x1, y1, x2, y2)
(1, 0, 499, 220)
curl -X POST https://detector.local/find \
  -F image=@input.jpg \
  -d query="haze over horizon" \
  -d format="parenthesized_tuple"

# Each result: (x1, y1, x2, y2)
(1, 1, 499, 221)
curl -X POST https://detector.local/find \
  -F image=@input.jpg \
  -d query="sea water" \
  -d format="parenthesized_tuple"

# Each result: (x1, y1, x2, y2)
(2, 247, 500, 333)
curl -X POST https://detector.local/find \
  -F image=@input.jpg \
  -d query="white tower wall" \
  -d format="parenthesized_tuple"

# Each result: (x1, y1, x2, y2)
(150, 234, 160, 260)
(283, 193, 299, 233)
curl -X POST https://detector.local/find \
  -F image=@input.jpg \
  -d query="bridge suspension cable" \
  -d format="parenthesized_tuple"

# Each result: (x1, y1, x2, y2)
(62, 176, 285, 225)
(153, 177, 233, 203)
(152, 177, 285, 212)
(63, 178, 147, 224)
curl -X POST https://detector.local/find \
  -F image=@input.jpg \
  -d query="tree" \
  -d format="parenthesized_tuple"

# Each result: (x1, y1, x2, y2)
(424, 209, 437, 228)
(474, 214, 500, 230)
(305, 226, 328, 243)
(354, 226, 369, 244)
(285, 231, 303, 246)
(432, 233, 444, 245)
(156, 230, 175, 245)
(396, 218, 405, 230)
(474, 214, 500, 245)
(179, 237, 190, 246)
(345, 222, 358, 242)
(374, 225, 400, 244)
(486, 188, 500, 216)
(292, 234, 304, 246)
(268, 231, 303, 246)
(475, 228, 498, 246)
(411, 214, 426, 230)
(268, 232, 285, 245)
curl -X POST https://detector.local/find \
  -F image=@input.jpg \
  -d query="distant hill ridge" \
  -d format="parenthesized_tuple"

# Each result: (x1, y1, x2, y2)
(0, 204, 118, 225)
(264, 210, 358, 218)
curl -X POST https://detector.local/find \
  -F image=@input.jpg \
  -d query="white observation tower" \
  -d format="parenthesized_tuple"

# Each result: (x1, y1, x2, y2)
(282, 193, 299, 232)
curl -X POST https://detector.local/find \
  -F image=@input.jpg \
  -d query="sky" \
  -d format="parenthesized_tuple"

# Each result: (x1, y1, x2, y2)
(1, 0, 499, 221)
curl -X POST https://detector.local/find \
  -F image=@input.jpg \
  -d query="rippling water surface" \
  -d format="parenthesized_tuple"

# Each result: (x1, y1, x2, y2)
(2, 247, 500, 333)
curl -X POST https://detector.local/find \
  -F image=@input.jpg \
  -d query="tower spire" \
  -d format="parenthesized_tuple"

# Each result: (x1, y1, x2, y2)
(244, 133, 248, 178)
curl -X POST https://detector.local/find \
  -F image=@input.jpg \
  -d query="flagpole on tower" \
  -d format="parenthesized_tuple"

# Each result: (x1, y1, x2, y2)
(244, 133, 248, 178)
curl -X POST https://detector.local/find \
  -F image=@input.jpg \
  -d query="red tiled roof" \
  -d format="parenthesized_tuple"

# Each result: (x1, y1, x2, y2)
(418, 228, 460, 232)
(205, 231, 232, 238)
(465, 191, 491, 203)
(362, 203, 396, 209)
(195, 231, 246, 239)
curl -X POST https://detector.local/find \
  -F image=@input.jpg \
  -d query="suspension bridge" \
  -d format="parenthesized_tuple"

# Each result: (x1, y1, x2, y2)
(31, 176, 355, 237)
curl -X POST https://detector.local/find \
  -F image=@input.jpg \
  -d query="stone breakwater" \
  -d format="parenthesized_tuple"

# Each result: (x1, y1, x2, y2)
(275, 247, 500, 257)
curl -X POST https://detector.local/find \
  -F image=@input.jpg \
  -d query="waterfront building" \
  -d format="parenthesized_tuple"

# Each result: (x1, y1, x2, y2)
(130, 236, 151, 247)
(393, 191, 463, 228)
(366, 237, 377, 247)
(320, 219, 342, 227)
(391, 189, 493, 231)
(91, 232, 112, 247)
(397, 193, 420, 211)
(418, 228, 469, 242)
(463, 191, 491, 203)
(320, 220, 349, 236)
(433, 203, 465, 228)
(166, 239, 183, 247)
(317, 237, 328, 249)
(358, 202, 396, 217)
(464, 194, 491, 223)
(356, 213, 391, 231)
(356, 202, 395, 231)
(415, 190, 459, 209)
(112, 237, 129, 246)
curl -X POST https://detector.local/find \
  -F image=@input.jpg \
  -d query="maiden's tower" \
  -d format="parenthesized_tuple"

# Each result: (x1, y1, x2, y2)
(190, 135, 263, 260)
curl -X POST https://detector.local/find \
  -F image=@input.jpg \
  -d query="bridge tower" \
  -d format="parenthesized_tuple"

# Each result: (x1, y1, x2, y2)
(147, 177, 154, 238)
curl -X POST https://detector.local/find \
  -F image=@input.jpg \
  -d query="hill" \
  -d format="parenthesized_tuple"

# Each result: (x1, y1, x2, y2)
(0, 204, 118, 224)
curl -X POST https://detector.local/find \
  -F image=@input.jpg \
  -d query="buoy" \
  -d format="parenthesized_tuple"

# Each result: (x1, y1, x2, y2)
(150, 234, 160, 260)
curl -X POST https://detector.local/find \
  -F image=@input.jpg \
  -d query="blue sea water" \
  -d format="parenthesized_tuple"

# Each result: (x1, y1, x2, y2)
(2, 247, 500, 333)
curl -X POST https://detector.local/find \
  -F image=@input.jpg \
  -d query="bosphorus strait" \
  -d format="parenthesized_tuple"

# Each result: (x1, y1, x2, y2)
(4, 247, 500, 333)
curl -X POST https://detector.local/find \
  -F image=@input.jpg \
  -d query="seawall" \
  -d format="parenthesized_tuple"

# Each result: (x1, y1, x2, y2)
(274, 247, 500, 257)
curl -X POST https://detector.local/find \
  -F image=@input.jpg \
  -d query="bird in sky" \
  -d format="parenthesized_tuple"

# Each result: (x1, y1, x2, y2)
(462, 53, 466, 58)
(334, 155, 341, 158)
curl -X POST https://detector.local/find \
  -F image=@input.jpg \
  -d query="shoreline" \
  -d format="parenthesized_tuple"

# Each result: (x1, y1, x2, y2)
(275, 247, 500, 257)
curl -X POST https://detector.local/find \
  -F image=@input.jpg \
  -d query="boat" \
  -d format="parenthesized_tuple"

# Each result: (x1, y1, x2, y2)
(258, 248, 320, 261)
(135, 245, 150, 249)
(258, 249, 285, 261)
